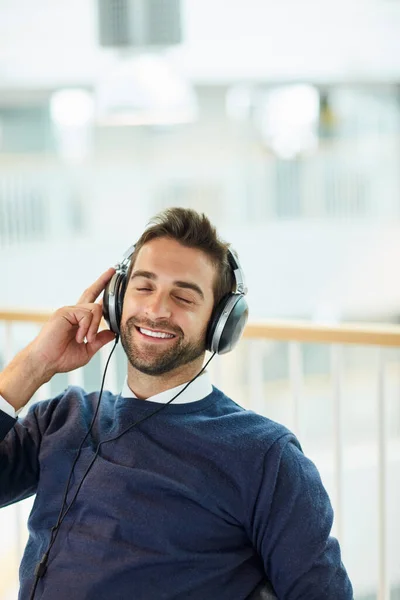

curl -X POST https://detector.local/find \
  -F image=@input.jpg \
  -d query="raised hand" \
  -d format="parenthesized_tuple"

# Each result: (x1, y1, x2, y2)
(0, 268, 116, 411)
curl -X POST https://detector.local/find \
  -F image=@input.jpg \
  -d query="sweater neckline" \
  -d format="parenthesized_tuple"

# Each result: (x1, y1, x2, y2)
(112, 387, 222, 415)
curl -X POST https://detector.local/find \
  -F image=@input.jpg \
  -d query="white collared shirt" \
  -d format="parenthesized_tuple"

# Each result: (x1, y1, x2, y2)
(0, 395, 17, 418)
(0, 371, 213, 418)
(121, 371, 212, 404)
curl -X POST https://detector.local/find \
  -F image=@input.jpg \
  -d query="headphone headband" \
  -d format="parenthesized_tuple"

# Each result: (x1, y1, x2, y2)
(227, 250, 247, 296)
(116, 244, 135, 273)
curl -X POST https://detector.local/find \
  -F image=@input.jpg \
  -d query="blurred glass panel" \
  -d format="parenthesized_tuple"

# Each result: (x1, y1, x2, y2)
(0, 107, 53, 154)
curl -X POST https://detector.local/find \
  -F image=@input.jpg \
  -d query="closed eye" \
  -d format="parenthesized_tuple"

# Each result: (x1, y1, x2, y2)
(176, 296, 193, 304)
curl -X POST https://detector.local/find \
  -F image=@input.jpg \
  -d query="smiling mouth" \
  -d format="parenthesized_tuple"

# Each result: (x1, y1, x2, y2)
(135, 326, 177, 340)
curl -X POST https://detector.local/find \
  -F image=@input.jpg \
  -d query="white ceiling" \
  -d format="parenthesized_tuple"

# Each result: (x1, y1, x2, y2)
(0, 0, 399, 91)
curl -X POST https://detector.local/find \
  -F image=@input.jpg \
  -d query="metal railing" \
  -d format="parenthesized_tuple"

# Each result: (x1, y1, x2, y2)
(1, 310, 400, 600)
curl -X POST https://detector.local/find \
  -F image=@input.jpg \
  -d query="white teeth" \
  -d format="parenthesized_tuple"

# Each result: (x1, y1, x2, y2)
(139, 328, 174, 339)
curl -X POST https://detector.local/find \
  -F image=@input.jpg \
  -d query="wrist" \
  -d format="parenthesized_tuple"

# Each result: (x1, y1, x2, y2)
(24, 342, 55, 385)
(0, 345, 53, 412)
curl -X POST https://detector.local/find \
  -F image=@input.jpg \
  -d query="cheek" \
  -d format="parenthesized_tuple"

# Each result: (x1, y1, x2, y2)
(189, 306, 213, 334)
(120, 296, 139, 323)
(202, 300, 215, 325)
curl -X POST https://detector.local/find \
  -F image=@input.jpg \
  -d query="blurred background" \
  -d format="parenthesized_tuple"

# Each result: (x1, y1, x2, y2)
(0, 0, 400, 598)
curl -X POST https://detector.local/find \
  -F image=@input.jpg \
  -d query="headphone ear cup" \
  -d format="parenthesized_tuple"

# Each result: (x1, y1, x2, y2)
(115, 274, 127, 333)
(103, 276, 114, 331)
(206, 294, 249, 355)
(206, 295, 227, 352)
(102, 272, 127, 335)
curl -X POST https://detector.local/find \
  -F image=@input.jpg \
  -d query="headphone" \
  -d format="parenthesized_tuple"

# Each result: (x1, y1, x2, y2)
(103, 243, 249, 355)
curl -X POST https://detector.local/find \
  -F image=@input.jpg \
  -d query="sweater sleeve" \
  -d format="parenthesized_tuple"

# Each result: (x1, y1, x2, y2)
(247, 437, 353, 600)
(0, 409, 18, 438)
(0, 401, 50, 508)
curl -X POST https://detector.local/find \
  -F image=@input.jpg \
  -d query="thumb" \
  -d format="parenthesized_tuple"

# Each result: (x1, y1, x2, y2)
(86, 329, 117, 359)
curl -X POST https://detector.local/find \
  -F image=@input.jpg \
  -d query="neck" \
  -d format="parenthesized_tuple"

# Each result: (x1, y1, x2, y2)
(126, 356, 206, 399)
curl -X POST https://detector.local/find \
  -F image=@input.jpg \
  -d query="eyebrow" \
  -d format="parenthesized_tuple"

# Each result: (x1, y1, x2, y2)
(131, 270, 205, 300)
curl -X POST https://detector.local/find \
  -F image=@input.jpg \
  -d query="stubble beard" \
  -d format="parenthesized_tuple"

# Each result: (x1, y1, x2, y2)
(120, 316, 207, 376)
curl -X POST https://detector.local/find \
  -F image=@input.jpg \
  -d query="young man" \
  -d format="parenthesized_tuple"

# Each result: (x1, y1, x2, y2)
(0, 208, 353, 599)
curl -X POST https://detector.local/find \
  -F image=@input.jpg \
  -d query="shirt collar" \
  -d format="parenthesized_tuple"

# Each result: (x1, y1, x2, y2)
(121, 371, 212, 404)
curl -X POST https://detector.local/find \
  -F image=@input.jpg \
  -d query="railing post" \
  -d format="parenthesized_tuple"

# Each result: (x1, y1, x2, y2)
(4, 322, 24, 569)
(248, 340, 266, 415)
(288, 342, 302, 438)
(67, 366, 85, 388)
(377, 348, 389, 600)
(331, 344, 344, 544)
(31, 324, 51, 404)
(99, 343, 119, 395)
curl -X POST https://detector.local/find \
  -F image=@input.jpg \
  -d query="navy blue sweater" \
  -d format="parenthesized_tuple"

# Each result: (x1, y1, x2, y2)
(0, 387, 353, 599)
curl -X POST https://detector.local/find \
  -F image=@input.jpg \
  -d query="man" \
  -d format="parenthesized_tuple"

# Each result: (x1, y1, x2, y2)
(0, 207, 353, 599)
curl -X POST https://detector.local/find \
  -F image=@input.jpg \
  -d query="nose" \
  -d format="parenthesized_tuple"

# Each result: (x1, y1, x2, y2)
(144, 290, 172, 321)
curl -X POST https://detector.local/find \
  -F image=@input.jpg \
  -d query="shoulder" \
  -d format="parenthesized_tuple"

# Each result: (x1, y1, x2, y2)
(208, 387, 300, 459)
(30, 386, 117, 433)
(213, 391, 328, 508)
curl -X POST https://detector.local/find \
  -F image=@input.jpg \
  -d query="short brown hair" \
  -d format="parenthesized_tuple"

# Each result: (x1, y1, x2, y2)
(127, 207, 235, 307)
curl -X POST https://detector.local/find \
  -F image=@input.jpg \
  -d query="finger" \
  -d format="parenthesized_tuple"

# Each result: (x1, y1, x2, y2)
(65, 303, 103, 344)
(78, 267, 116, 305)
(86, 329, 116, 359)
(86, 304, 104, 344)
(74, 303, 105, 343)
(75, 310, 95, 344)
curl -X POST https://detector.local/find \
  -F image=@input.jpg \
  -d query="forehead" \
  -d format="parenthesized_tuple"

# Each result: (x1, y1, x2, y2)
(133, 237, 216, 292)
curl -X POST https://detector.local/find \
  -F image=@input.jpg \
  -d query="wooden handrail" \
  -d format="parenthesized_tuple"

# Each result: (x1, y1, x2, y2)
(1, 310, 400, 347)
(0, 310, 50, 324)
(244, 320, 400, 347)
